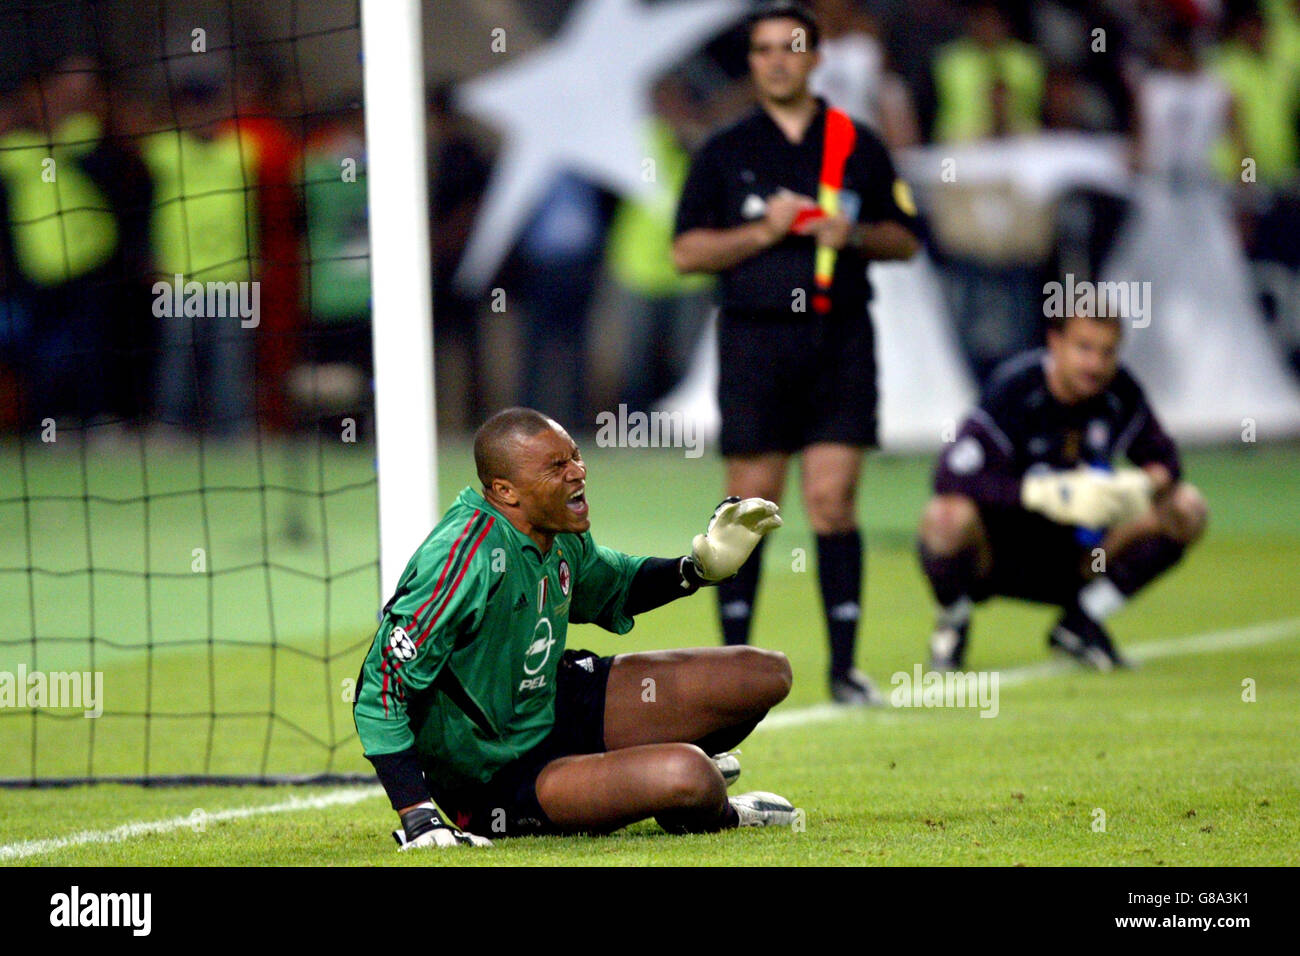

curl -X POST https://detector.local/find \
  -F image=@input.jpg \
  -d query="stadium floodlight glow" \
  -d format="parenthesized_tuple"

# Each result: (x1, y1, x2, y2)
(361, 0, 438, 605)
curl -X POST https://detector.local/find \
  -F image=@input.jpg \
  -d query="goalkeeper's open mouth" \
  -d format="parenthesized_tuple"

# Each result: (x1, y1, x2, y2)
(567, 487, 588, 517)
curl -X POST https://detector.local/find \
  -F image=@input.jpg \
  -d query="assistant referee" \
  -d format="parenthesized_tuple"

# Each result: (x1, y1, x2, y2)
(673, 0, 921, 704)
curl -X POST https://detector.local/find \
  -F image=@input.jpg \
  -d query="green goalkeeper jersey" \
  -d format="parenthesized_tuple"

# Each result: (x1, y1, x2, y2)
(353, 487, 648, 791)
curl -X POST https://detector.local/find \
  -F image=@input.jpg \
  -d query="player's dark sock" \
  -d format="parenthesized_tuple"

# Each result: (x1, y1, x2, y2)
(656, 801, 739, 834)
(692, 714, 763, 756)
(717, 538, 766, 645)
(919, 541, 978, 609)
(1108, 534, 1187, 598)
(1072, 535, 1187, 625)
(817, 529, 862, 679)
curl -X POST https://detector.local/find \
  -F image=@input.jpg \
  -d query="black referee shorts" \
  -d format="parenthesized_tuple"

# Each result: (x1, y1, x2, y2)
(431, 649, 612, 838)
(717, 307, 879, 457)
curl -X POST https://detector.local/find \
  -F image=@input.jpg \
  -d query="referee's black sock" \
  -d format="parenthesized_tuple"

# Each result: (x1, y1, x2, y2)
(817, 529, 862, 678)
(717, 538, 766, 645)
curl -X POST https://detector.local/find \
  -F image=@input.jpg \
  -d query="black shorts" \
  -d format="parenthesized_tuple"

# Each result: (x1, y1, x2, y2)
(977, 507, 1093, 606)
(717, 307, 879, 457)
(431, 649, 612, 838)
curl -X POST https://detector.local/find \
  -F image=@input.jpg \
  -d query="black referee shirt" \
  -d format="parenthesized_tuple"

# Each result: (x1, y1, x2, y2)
(674, 97, 919, 316)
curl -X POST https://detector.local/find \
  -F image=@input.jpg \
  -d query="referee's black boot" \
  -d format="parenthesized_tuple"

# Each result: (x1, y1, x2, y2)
(830, 668, 884, 706)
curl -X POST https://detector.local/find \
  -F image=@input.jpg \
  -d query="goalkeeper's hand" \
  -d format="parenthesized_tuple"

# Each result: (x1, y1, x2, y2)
(690, 497, 782, 582)
(1110, 467, 1155, 525)
(1021, 467, 1127, 528)
(392, 802, 492, 850)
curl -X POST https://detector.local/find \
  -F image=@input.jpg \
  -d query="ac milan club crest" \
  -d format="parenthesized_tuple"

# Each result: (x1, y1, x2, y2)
(558, 559, 571, 596)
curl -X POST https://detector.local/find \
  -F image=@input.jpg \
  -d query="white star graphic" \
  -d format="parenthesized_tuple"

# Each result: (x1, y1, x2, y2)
(452, 0, 745, 293)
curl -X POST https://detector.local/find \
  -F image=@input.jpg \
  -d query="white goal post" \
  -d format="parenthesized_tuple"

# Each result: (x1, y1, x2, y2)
(360, 0, 438, 605)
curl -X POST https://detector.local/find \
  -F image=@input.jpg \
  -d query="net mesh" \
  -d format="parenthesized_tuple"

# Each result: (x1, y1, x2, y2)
(0, 0, 380, 784)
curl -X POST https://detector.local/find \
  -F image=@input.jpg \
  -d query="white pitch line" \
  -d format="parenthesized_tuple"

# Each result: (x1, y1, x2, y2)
(755, 615, 1300, 733)
(0, 785, 384, 862)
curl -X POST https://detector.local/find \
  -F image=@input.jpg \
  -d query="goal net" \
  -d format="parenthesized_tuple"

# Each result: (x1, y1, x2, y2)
(0, 0, 389, 785)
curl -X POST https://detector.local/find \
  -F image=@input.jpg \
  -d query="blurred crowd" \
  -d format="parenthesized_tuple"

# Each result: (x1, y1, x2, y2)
(0, 32, 358, 439)
(3, 0, 1300, 440)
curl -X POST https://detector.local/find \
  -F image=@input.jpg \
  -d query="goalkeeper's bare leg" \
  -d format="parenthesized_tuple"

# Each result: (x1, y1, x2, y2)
(603, 646, 791, 750)
(534, 646, 792, 832)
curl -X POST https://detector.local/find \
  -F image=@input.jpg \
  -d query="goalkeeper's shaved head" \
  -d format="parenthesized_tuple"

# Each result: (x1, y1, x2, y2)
(475, 407, 589, 546)
(474, 407, 561, 487)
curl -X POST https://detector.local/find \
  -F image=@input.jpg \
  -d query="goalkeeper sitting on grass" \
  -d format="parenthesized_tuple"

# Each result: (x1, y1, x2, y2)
(354, 407, 794, 850)
(918, 309, 1208, 671)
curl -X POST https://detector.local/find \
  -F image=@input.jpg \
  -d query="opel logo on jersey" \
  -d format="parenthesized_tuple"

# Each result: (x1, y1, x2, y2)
(558, 559, 571, 596)
(388, 626, 416, 662)
(524, 618, 555, 676)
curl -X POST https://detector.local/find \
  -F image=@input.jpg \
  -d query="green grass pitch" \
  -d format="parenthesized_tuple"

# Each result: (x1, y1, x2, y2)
(1, 437, 1297, 866)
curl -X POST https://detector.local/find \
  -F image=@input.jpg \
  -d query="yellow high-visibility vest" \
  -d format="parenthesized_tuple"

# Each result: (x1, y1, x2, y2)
(933, 39, 1044, 143)
(143, 128, 259, 282)
(0, 113, 118, 286)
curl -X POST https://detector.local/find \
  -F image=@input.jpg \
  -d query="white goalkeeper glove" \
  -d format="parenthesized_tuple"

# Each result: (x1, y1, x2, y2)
(690, 497, 783, 582)
(393, 802, 492, 850)
(1021, 466, 1127, 529)
(1110, 467, 1155, 525)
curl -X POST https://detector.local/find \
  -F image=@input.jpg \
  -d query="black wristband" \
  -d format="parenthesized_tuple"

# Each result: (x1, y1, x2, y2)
(400, 803, 445, 842)
(680, 555, 714, 588)
(367, 747, 430, 811)
(623, 556, 711, 617)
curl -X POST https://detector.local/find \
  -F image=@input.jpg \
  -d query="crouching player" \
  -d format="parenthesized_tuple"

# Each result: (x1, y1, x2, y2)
(917, 311, 1207, 670)
(354, 407, 796, 850)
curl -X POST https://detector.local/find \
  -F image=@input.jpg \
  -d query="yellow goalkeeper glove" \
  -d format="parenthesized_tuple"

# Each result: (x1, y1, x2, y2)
(690, 497, 783, 582)
(1021, 467, 1127, 528)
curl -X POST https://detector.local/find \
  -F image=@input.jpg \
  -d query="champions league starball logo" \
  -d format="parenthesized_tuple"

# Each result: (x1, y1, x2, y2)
(388, 626, 417, 662)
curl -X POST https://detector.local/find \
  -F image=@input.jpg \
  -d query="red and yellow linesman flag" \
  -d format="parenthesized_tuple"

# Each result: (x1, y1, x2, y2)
(811, 107, 856, 315)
